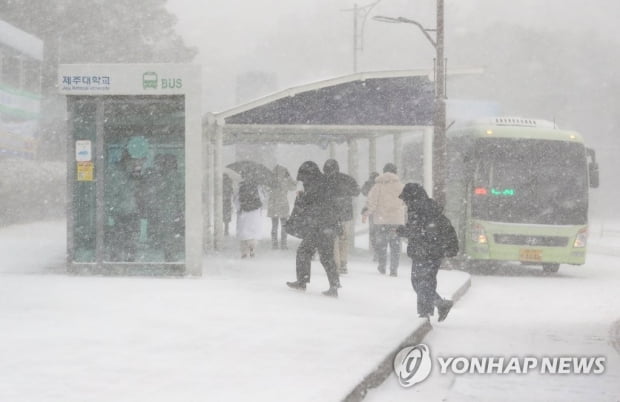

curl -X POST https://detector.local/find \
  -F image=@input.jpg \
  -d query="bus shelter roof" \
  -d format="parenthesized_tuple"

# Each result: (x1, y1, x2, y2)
(206, 70, 439, 146)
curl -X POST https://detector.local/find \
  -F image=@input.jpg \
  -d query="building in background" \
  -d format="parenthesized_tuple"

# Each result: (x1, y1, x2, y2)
(0, 20, 42, 159)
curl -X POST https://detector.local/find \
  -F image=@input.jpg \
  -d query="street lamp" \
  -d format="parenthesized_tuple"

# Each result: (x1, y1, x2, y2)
(341, 1, 384, 73)
(373, 0, 447, 207)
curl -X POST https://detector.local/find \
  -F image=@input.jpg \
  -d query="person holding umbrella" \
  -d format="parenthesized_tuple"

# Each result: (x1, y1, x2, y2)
(234, 171, 266, 258)
(226, 160, 274, 187)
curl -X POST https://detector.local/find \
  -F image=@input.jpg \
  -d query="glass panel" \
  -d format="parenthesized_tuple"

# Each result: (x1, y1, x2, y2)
(471, 138, 588, 225)
(72, 100, 97, 262)
(103, 96, 185, 263)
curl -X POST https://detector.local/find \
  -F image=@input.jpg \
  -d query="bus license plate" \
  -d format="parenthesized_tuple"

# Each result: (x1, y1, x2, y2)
(520, 249, 542, 261)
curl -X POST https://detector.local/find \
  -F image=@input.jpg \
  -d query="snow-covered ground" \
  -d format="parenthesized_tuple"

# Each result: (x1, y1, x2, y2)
(0, 220, 469, 402)
(365, 222, 620, 402)
(588, 220, 620, 256)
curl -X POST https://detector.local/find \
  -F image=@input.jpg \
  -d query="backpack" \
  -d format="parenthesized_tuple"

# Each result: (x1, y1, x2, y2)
(408, 214, 459, 260)
(238, 181, 262, 212)
(438, 214, 459, 258)
(285, 193, 309, 239)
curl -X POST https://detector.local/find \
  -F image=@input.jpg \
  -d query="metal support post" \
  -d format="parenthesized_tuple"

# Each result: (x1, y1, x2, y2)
(213, 123, 224, 250)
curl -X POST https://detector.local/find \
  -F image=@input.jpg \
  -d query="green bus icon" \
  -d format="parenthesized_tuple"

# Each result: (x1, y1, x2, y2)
(143, 72, 158, 89)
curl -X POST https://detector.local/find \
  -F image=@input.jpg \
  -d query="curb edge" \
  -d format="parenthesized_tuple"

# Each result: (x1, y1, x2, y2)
(341, 273, 472, 402)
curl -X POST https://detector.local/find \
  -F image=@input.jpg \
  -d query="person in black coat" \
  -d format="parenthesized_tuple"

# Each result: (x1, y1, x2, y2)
(286, 161, 341, 297)
(323, 159, 360, 274)
(397, 183, 454, 321)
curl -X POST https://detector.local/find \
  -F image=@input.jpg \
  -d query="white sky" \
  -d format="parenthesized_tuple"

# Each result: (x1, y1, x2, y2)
(164, 0, 620, 221)
(166, 0, 620, 111)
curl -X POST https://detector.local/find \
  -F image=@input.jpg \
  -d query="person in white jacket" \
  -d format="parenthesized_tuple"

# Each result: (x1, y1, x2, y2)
(234, 175, 266, 258)
(362, 163, 405, 276)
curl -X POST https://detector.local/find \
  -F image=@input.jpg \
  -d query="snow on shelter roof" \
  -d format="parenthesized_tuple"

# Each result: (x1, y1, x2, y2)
(206, 70, 438, 145)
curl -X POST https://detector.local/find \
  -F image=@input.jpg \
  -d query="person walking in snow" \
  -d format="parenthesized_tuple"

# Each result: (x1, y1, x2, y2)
(397, 183, 456, 321)
(361, 171, 380, 262)
(285, 161, 341, 297)
(362, 163, 405, 276)
(267, 164, 297, 250)
(323, 159, 360, 274)
(234, 174, 265, 258)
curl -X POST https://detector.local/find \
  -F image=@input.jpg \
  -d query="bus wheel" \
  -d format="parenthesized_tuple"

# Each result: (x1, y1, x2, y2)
(542, 263, 560, 274)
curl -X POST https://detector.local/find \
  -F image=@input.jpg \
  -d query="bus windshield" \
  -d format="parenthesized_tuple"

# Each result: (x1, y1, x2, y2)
(471, 138, 588, 225)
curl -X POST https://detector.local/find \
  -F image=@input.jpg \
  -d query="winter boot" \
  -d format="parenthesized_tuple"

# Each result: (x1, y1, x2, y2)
(437, 299, 454, 322)
(322, 286, 339, 298)
(286, 281, 307, 291)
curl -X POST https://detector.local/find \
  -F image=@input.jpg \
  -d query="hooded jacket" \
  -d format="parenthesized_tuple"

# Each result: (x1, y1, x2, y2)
(398, 183, 458, 260)
(293, 161, 339, 234)
(365, 172, 405, 225)
(323, 159, 360, 222)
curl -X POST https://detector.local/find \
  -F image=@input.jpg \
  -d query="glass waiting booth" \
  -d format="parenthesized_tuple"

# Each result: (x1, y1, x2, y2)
(59, 64, 202, 275)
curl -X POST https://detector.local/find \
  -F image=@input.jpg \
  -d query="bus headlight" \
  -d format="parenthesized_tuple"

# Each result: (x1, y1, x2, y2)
(573, 227, 588, 248)
(471, 224, 488, 244)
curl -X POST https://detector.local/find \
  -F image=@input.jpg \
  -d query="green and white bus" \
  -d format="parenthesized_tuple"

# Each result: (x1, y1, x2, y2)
(404, 117, 599, 273)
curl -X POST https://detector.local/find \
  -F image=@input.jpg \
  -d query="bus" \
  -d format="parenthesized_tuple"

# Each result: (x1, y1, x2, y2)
(0, 19, 43, 159)
(403, 117, 599, 273)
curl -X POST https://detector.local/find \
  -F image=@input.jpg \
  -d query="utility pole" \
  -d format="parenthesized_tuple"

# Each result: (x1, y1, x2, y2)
(342, 1, 383, 73)
(353, 3, 359, 72)
(433, 0, 447, 207)
(373, 0, 448, 207)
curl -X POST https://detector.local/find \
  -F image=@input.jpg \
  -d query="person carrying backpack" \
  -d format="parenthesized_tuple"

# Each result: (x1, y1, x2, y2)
(235, 174, 265, 258)
(397, 183, 458, 321)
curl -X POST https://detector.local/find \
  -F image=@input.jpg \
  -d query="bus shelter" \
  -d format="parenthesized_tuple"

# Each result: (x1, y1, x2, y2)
(60, 64, 202, 276)
(203, 70, 437, 250)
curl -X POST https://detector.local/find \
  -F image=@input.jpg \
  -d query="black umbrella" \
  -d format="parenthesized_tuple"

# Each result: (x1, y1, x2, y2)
(226, 160, 274, 186)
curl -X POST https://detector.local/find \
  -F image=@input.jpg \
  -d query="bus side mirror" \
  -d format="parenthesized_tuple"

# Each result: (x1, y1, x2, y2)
(586, 147, 599, 188)
(588, 162, 599, 188)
